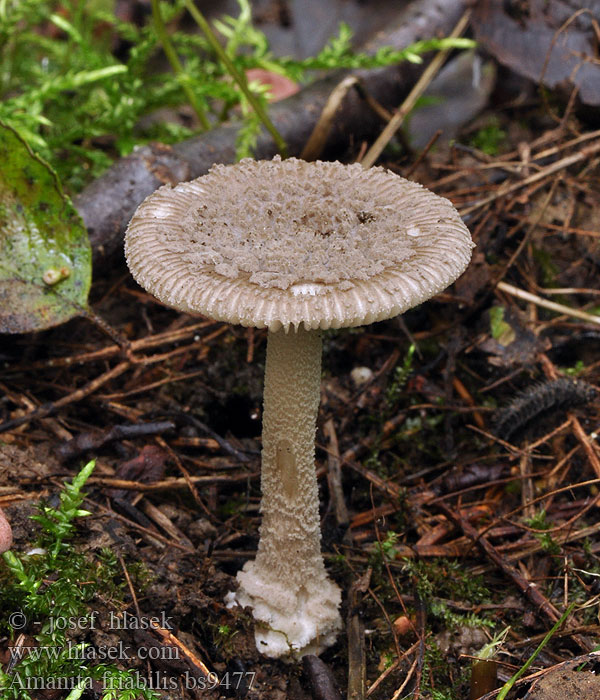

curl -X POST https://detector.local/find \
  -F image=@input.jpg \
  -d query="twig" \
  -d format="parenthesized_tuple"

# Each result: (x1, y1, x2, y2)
(150, 620, 217, 683)
(360, 10, 471, 168)
(139, 499, 194, 548)
(19, 321, 219, 370)
(86, 472, 258, 491)
(436, 503, 562, 622)
(57, 421, 175, 461)
(172, 414, 252, 463)
(441, 502, 594, 654)
(570, 416, 600, 479)
(460, 140, 600, 215)
(0, 361, 130, 433)
(323, 419, 350, 527)
(367, 641, 419, 696)
(301, 76, 359, 161)
(347, 570, 370, 700)
(390, 655, 419, 700)
(497, 281, 600, 326)
(404, 129, 442, 178)
(154, 435, 214, 519)
(92, 500, 195, 553)
(98, 366, 209, 400)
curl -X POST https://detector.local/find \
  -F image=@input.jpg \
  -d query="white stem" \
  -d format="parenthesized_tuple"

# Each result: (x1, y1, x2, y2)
(233, 326, 341, 658)
(258, 326, 324, 579)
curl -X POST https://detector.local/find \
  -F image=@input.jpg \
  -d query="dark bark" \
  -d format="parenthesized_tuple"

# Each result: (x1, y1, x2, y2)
(74, 0, 468, 266)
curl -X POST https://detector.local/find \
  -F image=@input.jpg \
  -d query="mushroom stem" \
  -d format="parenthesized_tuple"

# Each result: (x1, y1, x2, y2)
(234, 325, 342, 658)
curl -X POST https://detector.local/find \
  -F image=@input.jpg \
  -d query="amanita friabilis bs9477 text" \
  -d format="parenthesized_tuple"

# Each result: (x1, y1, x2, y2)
(124, 157, 474, 659)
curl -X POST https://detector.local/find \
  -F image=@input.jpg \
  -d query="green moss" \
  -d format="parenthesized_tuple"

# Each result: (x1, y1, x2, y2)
(469, 117, 506, 156)
(0, 461, 159, 700)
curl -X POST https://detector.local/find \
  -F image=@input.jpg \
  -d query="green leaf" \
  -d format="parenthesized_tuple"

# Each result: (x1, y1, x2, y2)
(489, 306, 516, 346)
(0, 122, 91, 333)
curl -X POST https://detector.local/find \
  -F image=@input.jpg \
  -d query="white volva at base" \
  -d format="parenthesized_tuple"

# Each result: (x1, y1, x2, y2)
(226, 561, 341, 659)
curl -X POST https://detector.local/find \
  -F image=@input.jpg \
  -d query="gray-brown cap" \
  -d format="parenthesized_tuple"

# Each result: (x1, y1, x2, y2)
(125, 157, 473, 331)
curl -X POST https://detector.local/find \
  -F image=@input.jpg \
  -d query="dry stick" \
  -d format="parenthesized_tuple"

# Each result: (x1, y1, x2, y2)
(301, 76, 359, 161)
(460, 140, 600, 216)
(390, 655, 419, 700)
(437, 503, 561, 621)
(463, 477, 600, 543)
(433, 128, 600, 189)
(149, 620, 216, 683)
(519, 450, 536, 521)
(154, 435, 214, 520)
(360, 9, 471, 168)
(404, 129, 442, 178)
(139, 499, 194, 548)
(323, 418, 350, 527)
(57, 420, 175, 461)
(338, 410, 407, 499)
(347, 570, 370, 700)
(438, 502, 592, 653)
(300, 74, 394, 162)
(20, 320, 217, 370)
(493, 176, 560, 288)
(86, 472, 258, 491)
(343, 456, 403, 500)
(0, 381, 72, 441)
(98, 365, 208, 400)
(118, 550, 155, 684)
(369, 484, 409, 662)
(452, 376, 485, 429)
(496, 281, 600, 327)
(118, 553, 142, 616)
(79, 307, 131, 351)
(570, 416, 600, 479)
(366, 641, 420, 696)
(0, 361, 130, 433)
(92, 499, 195, 553)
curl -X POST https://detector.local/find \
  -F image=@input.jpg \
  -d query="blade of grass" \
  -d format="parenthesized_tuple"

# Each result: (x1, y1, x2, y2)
(182, 0, 287, 157)
(496, 601, 576, 700)
(150, 0, 210, 131)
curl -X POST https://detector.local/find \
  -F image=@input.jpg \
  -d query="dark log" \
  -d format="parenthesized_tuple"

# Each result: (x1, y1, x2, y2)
(74, 0, 468, 266)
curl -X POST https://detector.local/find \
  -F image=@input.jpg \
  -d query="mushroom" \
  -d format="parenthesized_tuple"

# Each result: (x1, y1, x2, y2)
(0, 508, 12, 554)
(124, 157, 473, 658)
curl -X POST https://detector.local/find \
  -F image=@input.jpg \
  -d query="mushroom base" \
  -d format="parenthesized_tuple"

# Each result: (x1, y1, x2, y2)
(230, 561, 342, 659)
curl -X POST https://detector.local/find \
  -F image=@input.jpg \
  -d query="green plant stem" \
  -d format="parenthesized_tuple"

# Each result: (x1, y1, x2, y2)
(497, 601, 576, 700)
(64, 683, 86, 700)
(150, 0, 210, 131)
(183, 0, 287, 157)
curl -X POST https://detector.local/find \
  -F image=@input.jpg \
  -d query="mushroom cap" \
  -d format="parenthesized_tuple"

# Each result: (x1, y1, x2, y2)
(125, 157, 473, 331)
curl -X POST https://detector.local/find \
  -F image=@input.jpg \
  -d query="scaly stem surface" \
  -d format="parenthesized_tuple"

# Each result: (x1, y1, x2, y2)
(235, 326, 341, 657)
